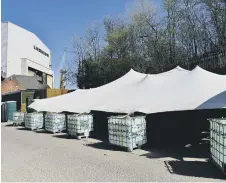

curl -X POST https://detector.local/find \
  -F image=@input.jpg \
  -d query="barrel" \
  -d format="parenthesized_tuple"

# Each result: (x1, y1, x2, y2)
(6, 101, 17, 121)
(1, 102, 8, 122)
(5, 103, 8, 122)
(1, 103, 5, 122)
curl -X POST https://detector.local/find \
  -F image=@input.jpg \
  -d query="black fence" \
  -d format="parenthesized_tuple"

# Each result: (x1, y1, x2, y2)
(184, 51, 226, 74)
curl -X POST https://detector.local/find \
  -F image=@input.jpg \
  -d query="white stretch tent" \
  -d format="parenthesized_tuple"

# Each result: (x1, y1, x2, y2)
(29, 66, 188, 113)
(29, 66, 226, 114)
(29, 67, 147, 113)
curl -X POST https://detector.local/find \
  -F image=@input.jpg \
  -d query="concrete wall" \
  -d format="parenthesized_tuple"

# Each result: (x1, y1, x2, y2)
(1, 22, 53, 79)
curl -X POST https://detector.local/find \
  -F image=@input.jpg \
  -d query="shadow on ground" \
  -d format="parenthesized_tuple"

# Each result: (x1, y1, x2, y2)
(35, 129, 53, 134)
(16, 127, 32, 131)
(141, 140, 226, 180)
(165, 160, 225, 180)
(141, 140, 210, 160)
(84, 137, 226, 180)
(4, 124, 15, 127)
(53, 133, 71, 139)
(85, 141, 129, 152)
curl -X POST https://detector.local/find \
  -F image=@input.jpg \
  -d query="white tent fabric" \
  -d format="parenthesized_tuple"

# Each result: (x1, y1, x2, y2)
(29, 68, 146, 113)
(29, 66, 226, 114)
(94, 66, 226, 113)
(29, 66, 189, 113)
(63, 66, 190, 113)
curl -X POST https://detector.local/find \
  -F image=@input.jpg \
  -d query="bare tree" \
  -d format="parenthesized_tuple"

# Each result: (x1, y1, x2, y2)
(64, 36, 86, 87)
(85, 24, 101, 61)
(164, 0, 181, 64)
(202, 0, 226, 51)
(65, 0, 225, 88)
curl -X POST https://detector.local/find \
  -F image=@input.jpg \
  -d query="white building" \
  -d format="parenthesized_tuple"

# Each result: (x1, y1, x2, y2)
(1, 21, 54, 88)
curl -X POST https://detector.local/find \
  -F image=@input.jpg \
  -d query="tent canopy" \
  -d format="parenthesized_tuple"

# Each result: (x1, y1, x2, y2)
(29, 66, 226, 114)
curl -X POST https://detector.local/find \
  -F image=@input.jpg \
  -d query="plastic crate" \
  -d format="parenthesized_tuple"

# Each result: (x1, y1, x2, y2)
(209, 118, 226, 174)
(45, 113, 66, 133)
(13, 112, 25, 126)
(108, 115, 147, 152)
(67, 114, 93, 139)
(24, 113, 43, 130)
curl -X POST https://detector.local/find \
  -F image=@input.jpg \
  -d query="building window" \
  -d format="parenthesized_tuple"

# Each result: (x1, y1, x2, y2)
(34, 45, 49, 57)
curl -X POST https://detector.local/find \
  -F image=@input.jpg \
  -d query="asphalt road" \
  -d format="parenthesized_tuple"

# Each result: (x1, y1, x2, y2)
(1, 122, 225, 182)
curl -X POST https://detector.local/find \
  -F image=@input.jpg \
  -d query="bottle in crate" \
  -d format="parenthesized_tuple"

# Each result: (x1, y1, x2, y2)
(45, 113, 66, 133)
(108, 115, 147, 152)
(24, 112, 43, 130)
(67, 114, 93, 139)
(13, 112, 25, 126)
(209, 118, 226, 174)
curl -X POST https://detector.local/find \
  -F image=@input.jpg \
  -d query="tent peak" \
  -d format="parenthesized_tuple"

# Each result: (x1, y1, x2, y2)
(129, 68, 140, 74)
(192, 65, 206, 72)
(191, 65, 226, 77)
(176, 66, 185, 70)
(194, 65, 201, 69)
(175, 66, 189, 72)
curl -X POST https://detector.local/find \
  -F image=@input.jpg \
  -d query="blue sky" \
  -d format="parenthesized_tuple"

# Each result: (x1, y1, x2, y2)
(2, 0, 162, 88)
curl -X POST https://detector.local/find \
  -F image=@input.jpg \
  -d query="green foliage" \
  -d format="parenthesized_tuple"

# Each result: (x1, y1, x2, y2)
(77, 57, 135, 89)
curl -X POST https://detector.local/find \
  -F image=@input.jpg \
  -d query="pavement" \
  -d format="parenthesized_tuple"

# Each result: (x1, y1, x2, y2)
(1, 122, 225, 182)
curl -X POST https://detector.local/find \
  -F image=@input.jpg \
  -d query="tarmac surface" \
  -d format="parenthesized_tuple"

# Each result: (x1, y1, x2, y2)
(2, 122, 225, 182)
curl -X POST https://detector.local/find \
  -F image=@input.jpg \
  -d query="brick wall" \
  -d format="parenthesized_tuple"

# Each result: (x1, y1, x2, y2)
(1, 79, 24, 95)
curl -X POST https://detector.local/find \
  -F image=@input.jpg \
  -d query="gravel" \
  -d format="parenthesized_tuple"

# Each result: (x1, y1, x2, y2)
(2, 122, 225, 182)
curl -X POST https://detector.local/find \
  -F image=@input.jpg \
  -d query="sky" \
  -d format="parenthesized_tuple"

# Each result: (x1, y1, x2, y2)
(2, 0, 162, 88)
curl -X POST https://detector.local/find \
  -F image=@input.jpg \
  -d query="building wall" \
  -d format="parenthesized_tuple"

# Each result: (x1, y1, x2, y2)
(47, 74, 53, 88)
(1, 22, 53, 80)
(28, 69, 35, 76)
(1, 79, 24, 95)
(21, 58, 53, 78)
(1, 22, 8, 75)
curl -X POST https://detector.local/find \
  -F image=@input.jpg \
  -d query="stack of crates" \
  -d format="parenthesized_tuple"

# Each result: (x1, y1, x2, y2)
(24, 113, 44, 130)
(45, 113, 66, 133)
(209, 118, 226, 174)
(67, 114, 93, 139)
(108, 115, 147, 152)
(13, 112, 25, 126)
